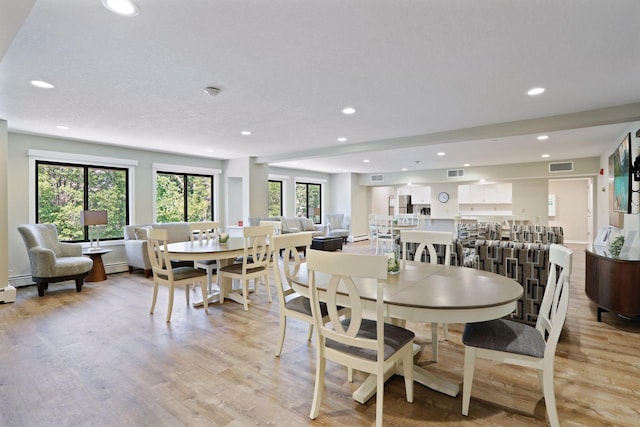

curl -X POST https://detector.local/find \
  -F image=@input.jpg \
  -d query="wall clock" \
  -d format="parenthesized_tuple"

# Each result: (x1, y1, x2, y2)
(438, 192, 449, 203)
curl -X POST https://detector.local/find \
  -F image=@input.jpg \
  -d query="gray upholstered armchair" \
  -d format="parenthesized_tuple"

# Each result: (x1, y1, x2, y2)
(17, 224, 93, 296)
(326, 213, 350, 243)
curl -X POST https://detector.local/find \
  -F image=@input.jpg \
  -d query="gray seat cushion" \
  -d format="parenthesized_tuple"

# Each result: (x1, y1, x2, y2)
(158, 266, 207, 281)
(462, 318, 545, 358)
(326, 318, 415, 361)
(286, 295, 337, 318)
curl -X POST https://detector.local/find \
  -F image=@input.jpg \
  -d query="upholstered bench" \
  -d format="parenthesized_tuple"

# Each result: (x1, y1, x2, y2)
(311, 236, 343, 251)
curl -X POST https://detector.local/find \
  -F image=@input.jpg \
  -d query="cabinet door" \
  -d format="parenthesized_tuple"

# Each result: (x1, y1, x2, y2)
(497, 183, 512, 203)
(458, 185, 470, 203)
(484, 185, 498, 203)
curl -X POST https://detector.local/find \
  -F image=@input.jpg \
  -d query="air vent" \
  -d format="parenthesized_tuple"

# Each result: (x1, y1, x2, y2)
(369, 174, 384, 183)
(548, 162, 573, 173)
(447, 169, 465, 178)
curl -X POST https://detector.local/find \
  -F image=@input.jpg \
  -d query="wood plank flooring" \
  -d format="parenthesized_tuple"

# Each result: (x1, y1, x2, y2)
(1, 242, 639, 426)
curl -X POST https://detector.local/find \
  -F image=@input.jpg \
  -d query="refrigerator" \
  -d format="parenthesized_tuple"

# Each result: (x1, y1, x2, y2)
(398, 195, 412, 214)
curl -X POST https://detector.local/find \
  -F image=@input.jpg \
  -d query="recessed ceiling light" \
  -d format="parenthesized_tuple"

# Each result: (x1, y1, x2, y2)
(463, 163, 470, 167)
(337, 137, 347, 142)
(102, 0, 139, 16)
(537, 135, 549, 140)
(407, 182, 412, 186)
(527, 87, 545, 96)
(56, 125, 69, 130)
(541, 154, 550, 158)
(402, 168, 408, 171)
(363, 159, 370, 163)
(240, 130, 252, 136)
(30, 80, 54, 89)
(342, 107, 356, 115)
(437, 152, 445, 156)
(480, 179, 486, 183)
(206, 149, 214, 153)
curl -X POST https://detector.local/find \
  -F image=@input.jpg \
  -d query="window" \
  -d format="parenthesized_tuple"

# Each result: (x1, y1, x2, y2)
(295, 182, 321, 224)
(36, 161, 129, 242)
(268, 180, 283, 217)
(156, 172, 214, 222)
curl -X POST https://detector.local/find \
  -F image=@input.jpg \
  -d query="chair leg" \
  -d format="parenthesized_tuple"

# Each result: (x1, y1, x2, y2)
(403, 346, 414, 403)
(275, 316, 287, 357)
(375, 367, 384, 427)
(306, 324, 314, 341)
(185, 284, 190, 305)
(309, 355, 325, 420)
(150, 280, 159, 314)
(462, 346, 476, 416)
(542, 367, 560, 427)
(166, 283, 175, 322)
(199, 279, 208, 312)
(242, 280, 249, 311)
(442, 323, 449, 341)
(431, 323, 439, 362)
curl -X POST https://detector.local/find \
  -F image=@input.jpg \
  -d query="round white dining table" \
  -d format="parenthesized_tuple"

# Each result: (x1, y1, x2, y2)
(162, 237, 248, 306)
(288, 259, 522, 402)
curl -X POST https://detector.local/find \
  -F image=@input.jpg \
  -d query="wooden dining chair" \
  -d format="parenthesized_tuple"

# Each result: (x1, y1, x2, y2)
(218, 225, 272, 311)
(400, 229, 453, 362)
(189, 221, 220, 297)
(461, 244, 573, 427)
(306, 249, 414, 427)
(147, 228, 208, 322)
(374, 215, 394, 255)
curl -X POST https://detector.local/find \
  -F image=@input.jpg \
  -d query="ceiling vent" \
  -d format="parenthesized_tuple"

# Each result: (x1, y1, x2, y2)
(369, 174, 384, 183)
(447, 169, 465, 178)
(548, 162, 573, 173)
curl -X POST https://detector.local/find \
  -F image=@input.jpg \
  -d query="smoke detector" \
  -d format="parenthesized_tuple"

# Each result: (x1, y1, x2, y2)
(204, 86, 221, 97)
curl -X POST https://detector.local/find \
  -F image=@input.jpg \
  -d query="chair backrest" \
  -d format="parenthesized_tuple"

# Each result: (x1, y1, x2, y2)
(241, 225, 272, 271)
(307, 250, 388, 360)
(17, 223, 63, 255)
(146, 228, 174, 280)
(368, 214, 378, 239)
(271, 232, 313, 303)
(326, 214, 345, 230)
(538, 244, 573, 358)
(374, 215, 394, 238)
(260, 220, 282, 235)
(400, 230, 453, 265)
(189, 221, 220, 242)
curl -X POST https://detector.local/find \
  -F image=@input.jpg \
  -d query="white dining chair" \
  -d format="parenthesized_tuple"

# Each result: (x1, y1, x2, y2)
(306, 249, 414, 427)
(218, 225, 272, 311)
(400, 229, 453, 362)
(374, 215, 395, 255)
(147, 228, 208, 322)
(367, 213, 378, 250)
(461, 244, 573, 427)
(189, 221, 220, 297)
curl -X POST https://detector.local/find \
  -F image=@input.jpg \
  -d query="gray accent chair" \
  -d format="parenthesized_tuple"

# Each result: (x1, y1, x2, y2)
(17, 224, 93, 296)
(326, 214, 349, 243)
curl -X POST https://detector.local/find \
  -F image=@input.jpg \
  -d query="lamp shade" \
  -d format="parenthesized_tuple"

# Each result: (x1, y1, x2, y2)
(80, 210, 108, 226)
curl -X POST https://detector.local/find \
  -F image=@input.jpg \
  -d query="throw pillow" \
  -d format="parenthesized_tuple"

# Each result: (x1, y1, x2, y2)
(301, 218, 316, 231)
(134, 227, 149, 240)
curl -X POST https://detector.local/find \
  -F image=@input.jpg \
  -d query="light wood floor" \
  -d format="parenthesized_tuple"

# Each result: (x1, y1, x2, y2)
(1, 242, 639, 426)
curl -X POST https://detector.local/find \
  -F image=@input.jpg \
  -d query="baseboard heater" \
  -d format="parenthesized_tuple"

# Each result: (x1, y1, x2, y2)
(349, 234, 368, 242)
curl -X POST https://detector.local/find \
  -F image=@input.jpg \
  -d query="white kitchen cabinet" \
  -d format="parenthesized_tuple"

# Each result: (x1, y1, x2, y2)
(411, 186, 431, 204)
(458, 185, 470, 203)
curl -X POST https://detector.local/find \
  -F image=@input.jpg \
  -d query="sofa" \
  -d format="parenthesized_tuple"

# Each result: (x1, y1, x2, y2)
(124, 222, 192, 277)
(471, 240, 553, 326)
(247, 216, 326, 238)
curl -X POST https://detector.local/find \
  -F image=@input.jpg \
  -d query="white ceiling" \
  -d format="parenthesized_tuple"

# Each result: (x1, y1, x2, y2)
(1, 0, 640, 174)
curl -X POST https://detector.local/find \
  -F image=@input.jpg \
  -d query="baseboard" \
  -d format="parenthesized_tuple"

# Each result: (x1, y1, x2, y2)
(349, 234, 368, 242)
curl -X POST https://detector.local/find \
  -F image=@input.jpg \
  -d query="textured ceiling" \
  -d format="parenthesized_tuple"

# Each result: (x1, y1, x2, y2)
(1, 0, 640, 174)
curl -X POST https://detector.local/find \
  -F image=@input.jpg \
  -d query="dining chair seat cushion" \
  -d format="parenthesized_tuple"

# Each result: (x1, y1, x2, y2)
(326, 319, 415, 361)
(219, 263, 266, 275)
(285, 295, 338, 317)
(157, 266, 207, 282)
(462, 318, 545, 358)
(196, 259, 217, 267)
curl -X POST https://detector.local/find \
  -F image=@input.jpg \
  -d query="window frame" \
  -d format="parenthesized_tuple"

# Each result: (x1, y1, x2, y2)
(152, 163, 221, 223)
(28, 149, 137, 246)
(295, 181, 322, 224)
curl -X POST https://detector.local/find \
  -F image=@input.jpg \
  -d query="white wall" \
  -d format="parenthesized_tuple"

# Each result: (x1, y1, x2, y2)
(549, 179, 590, 243)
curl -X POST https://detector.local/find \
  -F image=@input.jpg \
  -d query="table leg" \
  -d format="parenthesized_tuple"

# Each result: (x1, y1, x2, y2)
(85, 253, 107, 282)
(191, 258, 252, 307)
(351, 343, 459, 404)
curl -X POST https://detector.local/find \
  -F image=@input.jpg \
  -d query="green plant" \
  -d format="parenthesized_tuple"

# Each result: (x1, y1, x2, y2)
(609, 235, 625, 256)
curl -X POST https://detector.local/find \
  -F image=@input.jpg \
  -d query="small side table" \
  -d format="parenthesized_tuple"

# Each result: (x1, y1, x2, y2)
(82, 248, 112, 282)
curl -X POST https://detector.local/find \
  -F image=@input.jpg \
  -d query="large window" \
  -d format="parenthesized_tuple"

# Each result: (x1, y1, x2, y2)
(156, 172, 214, 222)
(36, 161, 129, 242)
(295, 182, 321, 223)
(268, 180, 283, 217)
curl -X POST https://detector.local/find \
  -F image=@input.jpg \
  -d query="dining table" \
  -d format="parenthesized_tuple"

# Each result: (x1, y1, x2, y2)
(162, 237, 249, 307)
(288, 259, 522, 403)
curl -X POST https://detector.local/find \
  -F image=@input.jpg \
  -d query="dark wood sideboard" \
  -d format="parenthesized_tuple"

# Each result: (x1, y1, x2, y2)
(585, 246, 640, 322)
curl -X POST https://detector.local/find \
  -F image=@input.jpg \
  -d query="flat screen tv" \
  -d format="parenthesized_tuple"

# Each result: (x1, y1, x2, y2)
(609, 132, 632, 227)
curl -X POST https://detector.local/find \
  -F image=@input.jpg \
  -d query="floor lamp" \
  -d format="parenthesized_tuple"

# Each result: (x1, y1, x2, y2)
(81, 210, 108, 251)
